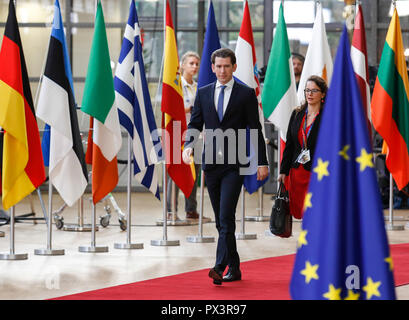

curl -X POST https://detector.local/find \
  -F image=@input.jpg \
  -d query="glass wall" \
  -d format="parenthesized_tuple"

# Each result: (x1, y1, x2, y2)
(0, 0, 354, 118)
(1, 0, 392, 189)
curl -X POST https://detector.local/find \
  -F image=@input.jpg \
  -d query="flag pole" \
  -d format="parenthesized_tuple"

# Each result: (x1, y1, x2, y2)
(266, 128, 281, 236)
(383, 0, 403, 232)
(151, 0, 180, 246)
(151, 161, 180, 246)
(187, 170, 215, 243)
(236, 186, 257, 240)
(114, 134, 143, 249)
(0, 206, 28, 260)
(78, 200, 109, 252)
(384, 0, 403, 231)
(245, 184, 269, 222)
(34, 182, 65, 255)
(386, 173, 404, 230)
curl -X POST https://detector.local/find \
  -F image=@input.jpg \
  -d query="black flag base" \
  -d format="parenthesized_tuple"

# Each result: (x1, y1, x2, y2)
(0, 209, 42, 225)
(0, 191, 47, 226)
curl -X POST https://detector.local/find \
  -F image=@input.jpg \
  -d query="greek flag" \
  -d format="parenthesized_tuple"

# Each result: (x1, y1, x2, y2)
(114, 0, 162, 199)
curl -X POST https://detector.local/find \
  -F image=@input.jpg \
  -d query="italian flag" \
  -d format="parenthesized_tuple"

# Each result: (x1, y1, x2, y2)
(261, 3, 298, 158)
(371, 8, 409, 191)
(81, 0, 122, 204)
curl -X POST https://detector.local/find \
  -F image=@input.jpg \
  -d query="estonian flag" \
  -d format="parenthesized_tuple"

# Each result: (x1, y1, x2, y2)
(36, 0, 88, 207)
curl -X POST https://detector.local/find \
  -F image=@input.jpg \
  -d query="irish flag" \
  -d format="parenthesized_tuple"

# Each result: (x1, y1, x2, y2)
(81, 0, 122, 204)
(262, 3, 298, 157)
(371, 8, 409, 190)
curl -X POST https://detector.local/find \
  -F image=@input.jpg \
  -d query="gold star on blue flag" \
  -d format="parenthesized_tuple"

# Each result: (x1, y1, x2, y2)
(289, 26, 396, 300)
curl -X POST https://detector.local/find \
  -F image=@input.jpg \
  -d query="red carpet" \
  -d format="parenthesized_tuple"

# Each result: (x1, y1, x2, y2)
(52, 243, 409, 300)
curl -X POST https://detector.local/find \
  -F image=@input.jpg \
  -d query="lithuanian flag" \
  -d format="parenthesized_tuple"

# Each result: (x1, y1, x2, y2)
(371, 8, 409, 190)
(161, 0, 194, 198)
(0, 0, 45, 210)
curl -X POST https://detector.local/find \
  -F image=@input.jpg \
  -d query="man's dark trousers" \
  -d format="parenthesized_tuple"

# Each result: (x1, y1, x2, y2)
(205, 165, 244, 272)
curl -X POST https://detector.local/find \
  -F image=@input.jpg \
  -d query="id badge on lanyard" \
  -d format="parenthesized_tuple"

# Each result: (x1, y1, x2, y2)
(296, 109, 317, 164)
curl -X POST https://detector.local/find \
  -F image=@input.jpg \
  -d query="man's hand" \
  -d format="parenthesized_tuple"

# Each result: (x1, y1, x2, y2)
(182, 147, 193, 164)
(257, 166, 269, 181)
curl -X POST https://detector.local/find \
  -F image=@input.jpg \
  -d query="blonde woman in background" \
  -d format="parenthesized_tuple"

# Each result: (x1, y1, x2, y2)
(167, 51, 209, 222)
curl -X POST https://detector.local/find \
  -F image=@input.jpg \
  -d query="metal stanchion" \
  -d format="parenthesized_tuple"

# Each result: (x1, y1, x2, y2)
(386, 173, 404, 231)
(34, 183, 65, 255)
(115, 134, 143, 249)
(187, 171, 215, 243)
(63, 194, 95, 232)
(78, 202, 108, 253)
(0, 207, 28, 260)
(236, 186, 257, 240)
(36, 188, 48, 221)
(151, 162, 180, 246)
(156, 180, 191, 226)
(266, 133, 281, 237)
(245, 188, 269, 222)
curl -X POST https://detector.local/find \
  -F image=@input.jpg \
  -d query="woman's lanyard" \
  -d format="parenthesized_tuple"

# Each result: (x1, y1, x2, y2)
(183, 82, 196, 106)
(302, 108, 319, 149)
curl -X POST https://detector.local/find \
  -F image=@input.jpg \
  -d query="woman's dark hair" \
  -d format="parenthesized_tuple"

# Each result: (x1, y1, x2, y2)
(297, 75, 328, 112)
(211, 48, 236, 65)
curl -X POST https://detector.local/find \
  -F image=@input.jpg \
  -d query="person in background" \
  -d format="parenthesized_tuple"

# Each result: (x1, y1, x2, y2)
(277, 75, 327, 220)
(167, 51, 210, 222)
(292, 52, 305, 90)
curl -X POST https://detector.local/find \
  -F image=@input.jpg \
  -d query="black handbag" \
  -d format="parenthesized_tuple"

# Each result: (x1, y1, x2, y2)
(269, 182, 292, 238)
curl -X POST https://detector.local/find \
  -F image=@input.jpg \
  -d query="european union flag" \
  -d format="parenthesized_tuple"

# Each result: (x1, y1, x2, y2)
(289, 27, 396, 300)
(197, 0, 220, 88)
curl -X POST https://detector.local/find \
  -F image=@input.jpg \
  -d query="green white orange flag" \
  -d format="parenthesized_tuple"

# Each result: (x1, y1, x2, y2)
(0, 0, 45, 210)
(161, 0, 195, 198)
(371, 8, 409, 190)
(261, 3, 298, 157)
(81, 0, 122, 204)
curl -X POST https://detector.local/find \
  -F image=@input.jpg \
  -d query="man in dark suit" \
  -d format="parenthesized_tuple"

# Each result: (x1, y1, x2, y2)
(183, 48, 269, 285)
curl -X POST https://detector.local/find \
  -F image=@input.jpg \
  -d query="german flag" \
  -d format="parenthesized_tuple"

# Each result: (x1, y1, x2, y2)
(371, 8, 409, 190)
(161, 0, 195, 198)
(0, 0, 45, 210)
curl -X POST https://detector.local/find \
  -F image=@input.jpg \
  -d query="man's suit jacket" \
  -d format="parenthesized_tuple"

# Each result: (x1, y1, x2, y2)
(185, 80, 268, 172)
(280, 106, 322, 175)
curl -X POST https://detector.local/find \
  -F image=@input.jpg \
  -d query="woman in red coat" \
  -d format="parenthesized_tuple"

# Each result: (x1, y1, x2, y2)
(278, 75, 328, 219)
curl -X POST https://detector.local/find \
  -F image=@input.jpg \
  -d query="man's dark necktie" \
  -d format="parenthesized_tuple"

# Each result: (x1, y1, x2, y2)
(217, 85, 226, 122)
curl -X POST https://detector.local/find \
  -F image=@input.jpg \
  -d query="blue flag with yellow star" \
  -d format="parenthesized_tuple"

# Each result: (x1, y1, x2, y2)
(289, 26, 396, 300)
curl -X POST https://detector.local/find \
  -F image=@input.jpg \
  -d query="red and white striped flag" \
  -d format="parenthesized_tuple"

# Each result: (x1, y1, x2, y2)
(234, 0, 268, 193)
(351, 4, 372, 137)
(234, 0, 264, 134)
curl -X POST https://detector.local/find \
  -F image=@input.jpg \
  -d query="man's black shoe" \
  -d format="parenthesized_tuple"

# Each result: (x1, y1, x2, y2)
(208, 267, 223, 285)
(222, 269, 242, 282)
